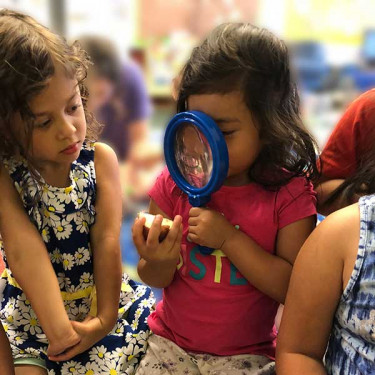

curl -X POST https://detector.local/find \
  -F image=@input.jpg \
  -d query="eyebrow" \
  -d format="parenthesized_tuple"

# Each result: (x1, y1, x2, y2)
(212, 117, 240, 125)
(33, 91, 79, 117)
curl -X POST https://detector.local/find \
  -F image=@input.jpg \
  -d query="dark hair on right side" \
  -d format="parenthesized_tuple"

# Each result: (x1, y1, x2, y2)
(325, 151, 375, 206)
(177, 23, 319, 188)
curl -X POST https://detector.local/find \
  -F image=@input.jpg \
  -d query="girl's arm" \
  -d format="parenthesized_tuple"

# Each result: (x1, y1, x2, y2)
(90, 142, 123, 328)
(276, 204, 359, 374)
(0, 323, 14, 375)
(0, 165, 80, 356)
(49, 142, 123, 362)
(188, 207, 315, 303)
(133, 199, 183, 288)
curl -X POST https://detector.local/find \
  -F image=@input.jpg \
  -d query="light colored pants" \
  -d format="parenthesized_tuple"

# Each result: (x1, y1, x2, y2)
(136, 334, 275, 375)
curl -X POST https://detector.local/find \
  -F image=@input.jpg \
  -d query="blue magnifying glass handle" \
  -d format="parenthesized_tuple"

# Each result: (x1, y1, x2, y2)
(164, 111, 229, 255)
(198, 245, 214, 255)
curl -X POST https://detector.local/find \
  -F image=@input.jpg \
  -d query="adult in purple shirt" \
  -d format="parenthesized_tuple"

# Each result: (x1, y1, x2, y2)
(79, 36, 152, 161)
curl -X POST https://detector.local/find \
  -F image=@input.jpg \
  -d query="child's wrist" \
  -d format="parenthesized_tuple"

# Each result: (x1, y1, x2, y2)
(46, 320, 76, 342)
(220, 226, 239, 253)
(96, 309, 118, 332)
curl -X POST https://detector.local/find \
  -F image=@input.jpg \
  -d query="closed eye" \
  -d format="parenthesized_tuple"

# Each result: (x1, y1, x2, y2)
(222, 130, 235, 137)
(34, 119, 52, 129)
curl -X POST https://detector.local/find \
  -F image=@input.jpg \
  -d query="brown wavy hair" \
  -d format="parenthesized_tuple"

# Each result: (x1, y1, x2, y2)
(177, 23, 319, 188)
(0, 9, 103, 164)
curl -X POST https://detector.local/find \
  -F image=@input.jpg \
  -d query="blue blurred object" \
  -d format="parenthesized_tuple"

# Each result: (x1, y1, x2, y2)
(351, 70, 375, 92)
(290, 41, 331, 92)
(362, 29, 375, 66)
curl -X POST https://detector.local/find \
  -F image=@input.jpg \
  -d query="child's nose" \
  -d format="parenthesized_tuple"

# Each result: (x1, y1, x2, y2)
(57, 116, 76, 139)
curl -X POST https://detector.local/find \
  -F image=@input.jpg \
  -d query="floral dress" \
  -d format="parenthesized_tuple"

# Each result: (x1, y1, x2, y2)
(0, 142, 154, 375)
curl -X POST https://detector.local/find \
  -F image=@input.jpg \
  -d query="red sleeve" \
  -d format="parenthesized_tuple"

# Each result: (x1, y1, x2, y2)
(148, 166, 180, 218)
(319, 89, 375, 180)
(277, 177, 317, 229)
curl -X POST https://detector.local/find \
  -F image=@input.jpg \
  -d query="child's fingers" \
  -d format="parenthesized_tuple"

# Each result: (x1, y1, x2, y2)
(146, 214, 163, 245)
(187, 232, 199, 244)
(164, 215, 182, 248)
(48, 344, 80, 362)
(189, 207, 201, 217)
(132, 217, 146, 248)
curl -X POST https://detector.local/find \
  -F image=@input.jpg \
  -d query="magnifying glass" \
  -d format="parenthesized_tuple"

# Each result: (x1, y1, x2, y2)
(164, 111, 229, 254)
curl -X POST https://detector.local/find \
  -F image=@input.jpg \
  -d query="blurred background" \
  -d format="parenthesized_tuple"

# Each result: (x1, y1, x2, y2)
(2, 0, 375, 299)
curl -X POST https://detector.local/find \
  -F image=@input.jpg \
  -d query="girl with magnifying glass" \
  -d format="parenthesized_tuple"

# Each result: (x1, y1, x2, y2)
(132, 23, 319, 374)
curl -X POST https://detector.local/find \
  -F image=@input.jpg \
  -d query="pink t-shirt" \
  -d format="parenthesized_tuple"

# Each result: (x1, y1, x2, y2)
(148, 167, 317, 358)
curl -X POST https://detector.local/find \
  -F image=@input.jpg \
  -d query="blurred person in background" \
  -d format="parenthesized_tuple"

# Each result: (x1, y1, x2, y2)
(316, 89, 375, 215)
(78, 35, 152, 163)
(78, 36, 163, 214)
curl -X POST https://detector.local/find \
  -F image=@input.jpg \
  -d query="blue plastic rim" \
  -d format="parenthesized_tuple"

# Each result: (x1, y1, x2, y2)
(164, 111, 229, 207)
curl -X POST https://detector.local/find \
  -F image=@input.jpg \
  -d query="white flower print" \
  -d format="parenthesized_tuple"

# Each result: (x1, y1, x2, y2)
(74, 191, 88, 210)
(41, 185, 57, 200)
(139, 297, 154, 309)
(12, 331, 28, 346)
(3, 298, 22, 328)
(80, 272, 93, 288)
(74, 247, 90, 265)
(89, 345, 111, 364)
(24, 346, 42, 356)
(112, 322, 124, 336)
(41, 226, 50, 243)
(82, 362, 101, 375)
(54, 219, 73, 240)
(57, 272, 72, 289)
(111, 347, 125, 361)
(20, 311, 42, 335)
(61, 360, 84, 374)
(45, 197, 65, 213)
(62, 253, 75, 271)
(16, 294, 32, 315)
(100, 359, 123, 374)
(75, 169, 89, 192)
(130, 319, 139, 331)
(43, 209, 60, 225)
(123, 337, 143, 358)
(134, 330, 148, 348)
(75, 303, 90, 321)
(58, 185, 74, 204)
(64, 300, 79, 318)
(50, 248, 62, 264)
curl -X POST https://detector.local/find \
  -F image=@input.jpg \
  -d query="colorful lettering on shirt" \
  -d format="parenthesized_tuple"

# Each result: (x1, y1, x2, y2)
(182, 246, 247, 285)
(230, 263, 247, 285)
(189, 247, 206, 280)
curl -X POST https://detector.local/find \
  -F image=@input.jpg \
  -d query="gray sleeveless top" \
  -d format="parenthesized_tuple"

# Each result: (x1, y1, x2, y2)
(324, 195, 375, 374)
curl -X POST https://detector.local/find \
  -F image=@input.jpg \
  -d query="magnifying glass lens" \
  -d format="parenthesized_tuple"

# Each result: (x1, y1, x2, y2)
(174, 124, 213, 188)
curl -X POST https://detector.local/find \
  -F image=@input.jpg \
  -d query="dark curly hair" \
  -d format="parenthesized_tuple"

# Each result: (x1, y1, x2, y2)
(177, 23, 319, 188)
(0, 9, 103, 164)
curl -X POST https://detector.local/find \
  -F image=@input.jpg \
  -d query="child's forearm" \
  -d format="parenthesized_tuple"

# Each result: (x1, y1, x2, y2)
(0, 325, 15, 375)
(277, 353, 327, 375)
(137, 258, 176, 288)
(93, 236, 122, 329)
(221, 230, 293, 304)
(6, 245, 73, 341)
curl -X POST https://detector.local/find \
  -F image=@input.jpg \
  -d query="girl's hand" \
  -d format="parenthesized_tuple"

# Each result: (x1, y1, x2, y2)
(47, 328, 81, 358)
(188, 207, 237, 250)
(132, 214, 183, 265)
(47, 315, 109, 362)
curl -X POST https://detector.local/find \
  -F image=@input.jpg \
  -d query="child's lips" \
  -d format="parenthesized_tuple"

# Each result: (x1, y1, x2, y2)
(61, 142, 80, 155)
